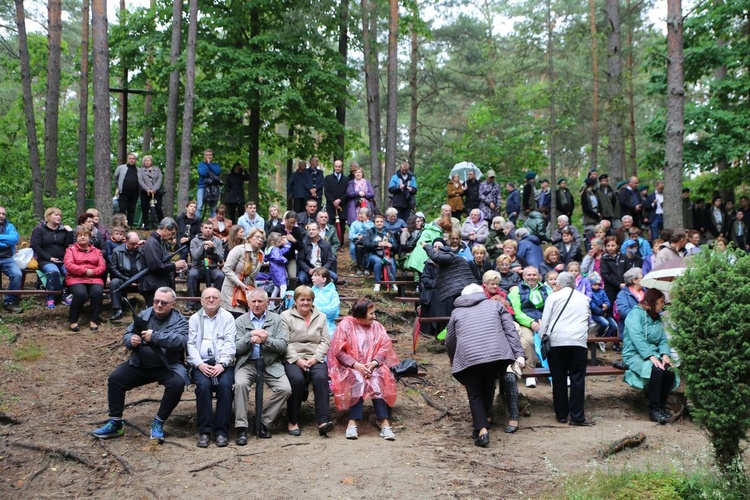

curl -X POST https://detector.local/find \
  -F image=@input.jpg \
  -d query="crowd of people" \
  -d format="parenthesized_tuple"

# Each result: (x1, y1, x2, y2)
(1, 155, 747, 448)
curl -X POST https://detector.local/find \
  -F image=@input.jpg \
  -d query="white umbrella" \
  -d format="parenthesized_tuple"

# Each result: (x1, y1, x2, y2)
(641, 258, 687, 292)
(448, 162, 482, 183)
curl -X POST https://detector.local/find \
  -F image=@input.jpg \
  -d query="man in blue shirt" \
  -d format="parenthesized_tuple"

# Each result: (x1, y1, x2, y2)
(197, 149, 221, 218)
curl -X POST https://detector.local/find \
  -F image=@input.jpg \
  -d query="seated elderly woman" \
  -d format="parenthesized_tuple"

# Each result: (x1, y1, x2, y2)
(281, 286, 334, 437)
(447, 283, 525, 447)
(538, 246, 565, 281)
(468, 244, 493, 284)
(328, 298, 399, 441)
(622, 289, 678, 424)
(460, 208, 489, 247)
(495, 254, 522, 293)
(311, 267, 340, 338)
(615, 267, 645, 335)
(30, 207, 75, 309)
(63, 226, 106, 331)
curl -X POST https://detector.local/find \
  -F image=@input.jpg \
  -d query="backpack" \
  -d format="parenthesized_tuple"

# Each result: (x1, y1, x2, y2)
(204, 170, 222, 205)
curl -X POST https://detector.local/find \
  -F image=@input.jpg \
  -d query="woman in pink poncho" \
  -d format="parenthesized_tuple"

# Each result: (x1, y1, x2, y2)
(328, 298, 399, 441)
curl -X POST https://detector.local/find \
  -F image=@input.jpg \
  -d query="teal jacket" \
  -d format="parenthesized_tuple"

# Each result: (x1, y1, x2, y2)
(622, 306, 679, 390)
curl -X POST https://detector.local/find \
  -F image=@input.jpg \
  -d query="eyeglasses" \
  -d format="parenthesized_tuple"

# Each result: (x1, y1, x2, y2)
(153, 299, 175, 306)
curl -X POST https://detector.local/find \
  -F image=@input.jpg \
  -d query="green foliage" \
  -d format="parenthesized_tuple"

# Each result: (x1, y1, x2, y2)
(13, 341, 44, 362)
(668, 249, 750, 481)
(414, 163, 452, 220)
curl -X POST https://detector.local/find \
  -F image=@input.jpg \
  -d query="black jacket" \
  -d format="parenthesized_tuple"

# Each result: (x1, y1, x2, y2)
(109, 243, 146, 281)
(175, 213, 203, 242)
(296, 237, 337, 275)
(30, 222, 74, 268)
(464, 179, 481, 211)
(139, 232, 176, 293)
(424, 244, 476, 303)
(324, 173, 348, 211)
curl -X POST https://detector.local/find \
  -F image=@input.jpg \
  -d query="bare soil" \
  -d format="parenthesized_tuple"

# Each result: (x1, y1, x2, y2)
(0, 266, 728, 499)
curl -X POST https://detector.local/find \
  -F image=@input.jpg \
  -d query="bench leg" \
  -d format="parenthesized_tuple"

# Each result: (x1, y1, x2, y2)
(588, 344, 598, 366)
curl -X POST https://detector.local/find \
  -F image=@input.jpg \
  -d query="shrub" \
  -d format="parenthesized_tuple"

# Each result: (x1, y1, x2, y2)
(668, 249, 750, 483)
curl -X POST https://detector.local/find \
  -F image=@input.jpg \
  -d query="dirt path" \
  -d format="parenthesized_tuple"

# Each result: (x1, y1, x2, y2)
(0, 271, 723, 499)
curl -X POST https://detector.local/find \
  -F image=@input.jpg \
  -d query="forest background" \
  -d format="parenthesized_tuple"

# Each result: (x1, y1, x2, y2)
(0, 0, 749, 233)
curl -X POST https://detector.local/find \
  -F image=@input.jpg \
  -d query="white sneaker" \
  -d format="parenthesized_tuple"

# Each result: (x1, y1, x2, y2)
(598, 342, 606, 353)
(356, 270, 364, 276)
(391, 284, 399, 293)
(380, 426, 396, 441)
(372, 284, 381, 292)
(364, 270, 371, 277)
(567, 377, 571, 387)
(525, 377, 537, 388)
(346, 425, 358, 440)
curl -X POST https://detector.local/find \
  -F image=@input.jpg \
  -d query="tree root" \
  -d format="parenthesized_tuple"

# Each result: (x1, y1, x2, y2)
(22, 458, 50, 491)
(469, 459, 521, 474)
(97, 440, 133, 474)
(7, 440, 101, 470)
(599, 432, 647, 458)
(188, 458, 229, 473)
(400, 379, 453, 416)
(281, 442, 309, 448)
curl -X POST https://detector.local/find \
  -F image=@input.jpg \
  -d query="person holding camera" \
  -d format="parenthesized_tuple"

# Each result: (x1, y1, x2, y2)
(186, 287, 236, 448)
(137, 155, 164, 229)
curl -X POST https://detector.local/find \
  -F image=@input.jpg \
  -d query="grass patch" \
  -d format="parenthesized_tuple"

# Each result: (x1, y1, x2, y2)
(13, 342, 45, 361)
(559, 467, 748, 500)
(0, 322, 18, 343)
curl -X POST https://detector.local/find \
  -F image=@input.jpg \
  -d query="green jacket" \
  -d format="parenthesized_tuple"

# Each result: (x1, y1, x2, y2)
(622, 306, 679, 390)
(404, 223, 445, 274)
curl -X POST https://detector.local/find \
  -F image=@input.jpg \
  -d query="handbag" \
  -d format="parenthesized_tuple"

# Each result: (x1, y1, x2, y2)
(391, 358, 418, 379)
(541, 288, 574, 361)
(232, 285, 248, 308)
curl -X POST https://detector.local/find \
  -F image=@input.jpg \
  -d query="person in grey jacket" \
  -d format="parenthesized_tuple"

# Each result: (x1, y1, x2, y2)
(233, 288, 291, 443)
(539, 272, 593, 426)
(138, 155, 164, 229)
(186, 288, 236, 448)
(446, 284, 525, 448)
(92, 287, 189, 442)
(185, 221, 226, 313)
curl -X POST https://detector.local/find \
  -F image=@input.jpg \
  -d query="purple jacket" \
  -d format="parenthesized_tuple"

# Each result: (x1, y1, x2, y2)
(346, 179, 375, 223)
(266, 243, 291, 286)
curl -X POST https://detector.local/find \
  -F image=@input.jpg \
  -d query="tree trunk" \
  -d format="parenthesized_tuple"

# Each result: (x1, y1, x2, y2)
(44, 0, 62, 198)
(589, 0, 599, 171)
(384, 0, 399, 196)
(92, 0, 113, 226)
(606, 0, 626, 184)
(335, 0, 349, 160)
(247, 7, 261, 204)
(664, 0, 684, 230)
(626, 0, 637, 177)
(163, 0, 183, 217)
(142, 0, 156, 153)
(408, 27, 418, 170)
(177, 0, 198, 213)
(15, 0, 44, 220)
(76, 0, 90, 215)
(117, 0, 127, 165)
(361, 0, 382, 204)
(548, 0, 558, 223)
(286, 128, 294, 210)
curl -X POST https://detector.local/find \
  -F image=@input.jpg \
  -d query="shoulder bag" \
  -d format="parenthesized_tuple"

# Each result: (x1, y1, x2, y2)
(541, 288, 574, 360)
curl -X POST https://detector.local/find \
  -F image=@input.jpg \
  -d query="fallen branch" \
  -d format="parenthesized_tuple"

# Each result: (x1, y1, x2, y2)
(95, 339, 120, 349)
(525, 425, 568, 431)
(22, 458, 50, 492)
(665, 404, 686, 424)
(145, 486, 160, 499)
(281, 442, 309, 448)
(8, 440, 101, 470)
(469, 459, 521, 474)
(599, 432, 647, 458)
(188, 458, 229, 473)
(401, 379, 453, 416)
(97, 440, 133, 474)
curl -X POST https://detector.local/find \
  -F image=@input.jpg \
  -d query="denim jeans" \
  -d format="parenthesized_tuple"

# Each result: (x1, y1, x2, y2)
(196, 188, 217, 219)
(0, 256, 22, 305)
(41, 262, 66, 301)
(367, 255, 396, 283)
(591, 314, 618, 337)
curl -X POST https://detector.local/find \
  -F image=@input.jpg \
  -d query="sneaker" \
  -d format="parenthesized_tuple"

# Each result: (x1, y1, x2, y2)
(62, 294, 73, 306)
(525, 377, 537, 388)
(372, 284, 381, 292)
(380, 426, 396, 441)
(364, 270, 371, 277)
(598, 342, 606, 353)
(91, 419, 124, 439)
(150, 419, 165, 441)
(356, 270, 364, 276)
(4, 303, 23, 314)
(46, 299, 56, 310)
(391, 284, 399, 293)
(345, 425, 358, 440)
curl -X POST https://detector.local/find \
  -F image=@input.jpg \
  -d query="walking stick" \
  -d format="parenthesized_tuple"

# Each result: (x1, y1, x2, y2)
(254, 345, 264, 436)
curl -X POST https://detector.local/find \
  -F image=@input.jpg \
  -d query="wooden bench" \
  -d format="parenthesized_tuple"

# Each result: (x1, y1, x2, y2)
(378, 280, 417, 297)
(394, 296, 419, 304)
(522, 365, 625, 378)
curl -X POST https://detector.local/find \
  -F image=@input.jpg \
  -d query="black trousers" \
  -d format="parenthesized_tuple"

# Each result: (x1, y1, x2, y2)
(284, 362, 330, 425)
(192, 367, 235, 436)
(548, 346, 588, 423)
(118, 191, 139, 226)
(107, 362, 185, 422)
(186, 267, 225, 304)
(67, 283, 103, 324)
(454, 360, 511, 432)
(140, 192, 164, 229)
(648, 365, 676, 410)
(226, 203, 243, 222)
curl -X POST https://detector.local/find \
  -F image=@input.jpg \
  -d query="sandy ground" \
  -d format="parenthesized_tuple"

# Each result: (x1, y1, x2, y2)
(0, 269, 730, 499)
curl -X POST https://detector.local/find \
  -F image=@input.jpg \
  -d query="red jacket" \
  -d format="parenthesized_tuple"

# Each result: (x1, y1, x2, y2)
(64, 243, 106, 286)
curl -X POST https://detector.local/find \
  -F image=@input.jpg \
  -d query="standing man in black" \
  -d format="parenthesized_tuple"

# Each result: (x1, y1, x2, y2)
(324, 160, 348, 233)
(140, 218, 188, 307)
(555, 178, 575, 219)
(617, 176, 644, 228)
(595, 174, 618, 224)
(114, 153, 140, 225)
(521, 171, 538, 223)
(304, 156, 325, 208)
(464, 169, 481, 216)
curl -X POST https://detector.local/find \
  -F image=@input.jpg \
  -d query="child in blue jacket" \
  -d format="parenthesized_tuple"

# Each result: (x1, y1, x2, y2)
(588, 272, 618, 337)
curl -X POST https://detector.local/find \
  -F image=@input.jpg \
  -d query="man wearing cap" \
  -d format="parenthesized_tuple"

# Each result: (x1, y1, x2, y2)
(505, 182, 521, 225)
(555, 178, 574, 219)
(581, 177, 602, 237)
(464, 169, 481, 215)
(521, 172, 538, 223)
(479, 170, 501, 221)
(617, 176, 644, 228)
(595, 174, 618, 224)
